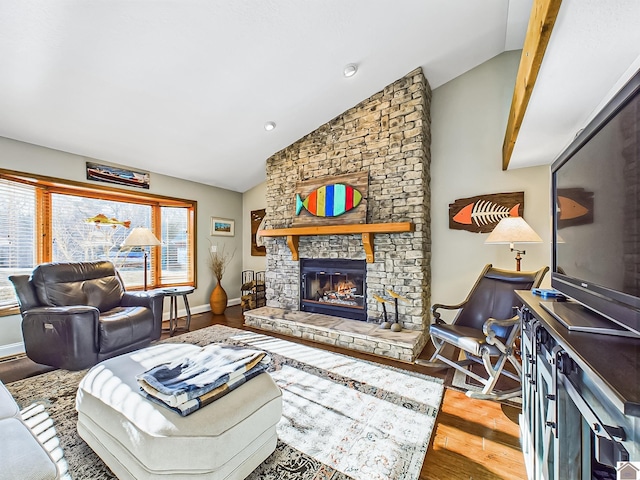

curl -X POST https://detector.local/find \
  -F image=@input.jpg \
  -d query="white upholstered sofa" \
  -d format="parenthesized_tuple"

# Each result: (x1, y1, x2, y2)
(0, 381, 60, 480)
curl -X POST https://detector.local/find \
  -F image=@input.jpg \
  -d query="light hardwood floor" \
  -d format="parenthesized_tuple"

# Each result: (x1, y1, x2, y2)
(0, 306, 526, 480)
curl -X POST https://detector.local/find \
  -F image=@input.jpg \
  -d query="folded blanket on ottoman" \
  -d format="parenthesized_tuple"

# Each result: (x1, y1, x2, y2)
(136, 344, 271, 416)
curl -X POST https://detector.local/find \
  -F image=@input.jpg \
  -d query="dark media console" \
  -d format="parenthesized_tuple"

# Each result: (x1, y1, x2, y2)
(517, 290, 640, 480)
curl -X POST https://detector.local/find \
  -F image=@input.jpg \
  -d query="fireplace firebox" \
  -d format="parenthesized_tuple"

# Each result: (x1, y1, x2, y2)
(300, 258, 366, 321)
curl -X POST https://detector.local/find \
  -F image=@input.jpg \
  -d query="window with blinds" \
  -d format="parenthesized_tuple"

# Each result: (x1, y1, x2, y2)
(160, 206, 192, 284)
(51, 193, 154, 289)
(0, 179, 36, 309)
(0, 171, 196, 310)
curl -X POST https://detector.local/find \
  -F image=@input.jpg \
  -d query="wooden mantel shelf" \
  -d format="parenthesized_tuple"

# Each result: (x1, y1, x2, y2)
(258, 222, 414, 263)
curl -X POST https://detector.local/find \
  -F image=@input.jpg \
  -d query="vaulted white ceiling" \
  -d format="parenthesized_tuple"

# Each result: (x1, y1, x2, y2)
(3, 2, 639, 192)
(0, 0, 531, 192)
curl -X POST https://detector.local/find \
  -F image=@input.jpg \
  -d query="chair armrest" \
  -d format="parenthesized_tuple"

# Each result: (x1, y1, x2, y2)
(432, 301, 469, 324)
(21, 306, 101, 370)
(482, 315, 519, 336)
(483, 316, 521, 357)
(23, 306, 100, 332)
(121, 291, 163, 308)
(24, 306, 99, 317)
(121, 291, 164, 340)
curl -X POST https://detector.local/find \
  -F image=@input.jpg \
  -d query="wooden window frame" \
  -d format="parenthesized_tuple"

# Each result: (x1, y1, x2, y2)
(0, 168, 197, 314)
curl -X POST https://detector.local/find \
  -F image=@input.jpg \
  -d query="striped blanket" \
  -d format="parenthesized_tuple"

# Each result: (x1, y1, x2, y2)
(136, 344, 271, 416)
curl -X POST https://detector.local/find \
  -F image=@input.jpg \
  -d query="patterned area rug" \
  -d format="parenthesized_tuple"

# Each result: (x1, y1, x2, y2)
(6, 325, 444, 480)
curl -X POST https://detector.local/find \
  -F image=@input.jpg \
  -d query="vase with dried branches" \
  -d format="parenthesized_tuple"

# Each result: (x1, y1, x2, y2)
(209, 242, 235, 315)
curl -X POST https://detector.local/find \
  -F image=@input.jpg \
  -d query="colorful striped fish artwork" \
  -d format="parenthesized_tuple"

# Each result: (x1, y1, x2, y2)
(296, 184, 363, 217)
(453, 201, 520, 226)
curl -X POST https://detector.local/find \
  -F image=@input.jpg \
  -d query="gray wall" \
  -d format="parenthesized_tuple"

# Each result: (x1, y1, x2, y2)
(242, 181, 267, 273)
(430, 51, 551, 320)
(0, 137, 243, 355)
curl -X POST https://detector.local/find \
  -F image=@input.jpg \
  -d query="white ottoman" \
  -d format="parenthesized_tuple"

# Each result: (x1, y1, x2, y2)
(76, 343, 282, 480)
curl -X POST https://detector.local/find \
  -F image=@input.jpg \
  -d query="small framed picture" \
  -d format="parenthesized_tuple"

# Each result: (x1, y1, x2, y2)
(210, 217, 235, 236)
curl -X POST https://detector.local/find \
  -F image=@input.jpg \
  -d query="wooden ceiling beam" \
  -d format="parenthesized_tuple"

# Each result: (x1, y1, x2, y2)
(502, 0, 562, 170)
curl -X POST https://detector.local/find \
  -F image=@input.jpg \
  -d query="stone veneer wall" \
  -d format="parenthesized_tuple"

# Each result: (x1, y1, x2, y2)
(263, 68, 431, 330)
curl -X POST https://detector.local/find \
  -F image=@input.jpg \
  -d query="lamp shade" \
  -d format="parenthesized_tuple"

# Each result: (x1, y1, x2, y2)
(121, 227, 161, 247)
(121, 227, 161, 291)
(485, 217, 542, 245)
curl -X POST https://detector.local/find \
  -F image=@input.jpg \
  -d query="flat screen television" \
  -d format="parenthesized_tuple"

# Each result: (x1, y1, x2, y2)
(551, 69, 640, 336)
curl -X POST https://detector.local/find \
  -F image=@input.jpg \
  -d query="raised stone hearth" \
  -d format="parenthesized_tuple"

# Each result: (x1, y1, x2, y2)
(244, 306, 426, 363)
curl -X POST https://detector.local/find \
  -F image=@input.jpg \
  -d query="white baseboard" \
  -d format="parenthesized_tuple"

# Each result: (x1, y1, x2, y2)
(0, 342, 25, 360)
(162, 298, 241, 320)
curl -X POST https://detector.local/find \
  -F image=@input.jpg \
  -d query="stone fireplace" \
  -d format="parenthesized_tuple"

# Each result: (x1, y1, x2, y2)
(244, 67, 431, 361)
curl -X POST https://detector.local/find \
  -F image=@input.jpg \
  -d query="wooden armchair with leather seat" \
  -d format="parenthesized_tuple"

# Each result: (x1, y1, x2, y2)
(417, 264, 548, 400)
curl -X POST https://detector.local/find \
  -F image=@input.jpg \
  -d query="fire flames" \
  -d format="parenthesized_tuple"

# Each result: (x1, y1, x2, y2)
(336, 280, 356, 295)
(305, 277, 363, 308)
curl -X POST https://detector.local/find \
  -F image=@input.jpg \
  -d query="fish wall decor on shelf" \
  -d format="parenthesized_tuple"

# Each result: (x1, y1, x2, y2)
(556, 188, 594, 228)
(292, 171, 368, 226)
(448, 191, 525, 233)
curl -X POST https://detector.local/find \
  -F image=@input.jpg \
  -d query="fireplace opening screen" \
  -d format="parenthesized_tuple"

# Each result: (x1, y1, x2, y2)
(303, 272, 365, 309)
(300, 259, 366, 320)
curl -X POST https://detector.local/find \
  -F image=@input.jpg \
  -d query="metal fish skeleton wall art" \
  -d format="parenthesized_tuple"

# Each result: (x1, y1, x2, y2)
(449, 192, 525, 233)
(453, 201, 520, 226)
(296, 183, 363, 217)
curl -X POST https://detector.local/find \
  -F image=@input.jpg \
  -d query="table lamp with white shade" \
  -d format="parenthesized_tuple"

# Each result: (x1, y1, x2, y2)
(485, 217, 542, 271)
(121, 227, 162, 290)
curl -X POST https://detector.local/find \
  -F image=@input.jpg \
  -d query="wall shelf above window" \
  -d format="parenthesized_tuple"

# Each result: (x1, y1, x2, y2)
(258, 222, 415, 263)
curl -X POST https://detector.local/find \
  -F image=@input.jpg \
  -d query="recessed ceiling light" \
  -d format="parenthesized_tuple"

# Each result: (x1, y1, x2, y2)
(264, 121, 276, 131)
(343, 63, 358, 78)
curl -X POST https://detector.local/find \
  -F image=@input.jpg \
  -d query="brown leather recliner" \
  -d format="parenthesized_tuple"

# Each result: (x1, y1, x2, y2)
(10, 261, 164, 371)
